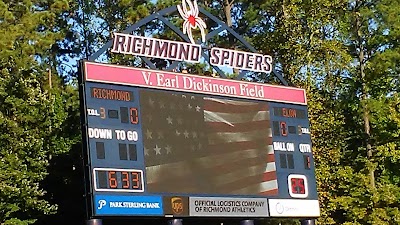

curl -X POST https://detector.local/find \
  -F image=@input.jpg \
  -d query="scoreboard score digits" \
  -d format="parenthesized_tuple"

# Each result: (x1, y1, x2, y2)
(79, 61, 320, 218)
(93, 168, 144, 192)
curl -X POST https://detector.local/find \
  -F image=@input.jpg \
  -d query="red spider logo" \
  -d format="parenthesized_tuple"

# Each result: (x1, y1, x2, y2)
(177, 0, 207, 44)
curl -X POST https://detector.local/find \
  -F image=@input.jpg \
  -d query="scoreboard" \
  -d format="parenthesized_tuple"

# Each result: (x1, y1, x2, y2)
(79, 61, 320, 218)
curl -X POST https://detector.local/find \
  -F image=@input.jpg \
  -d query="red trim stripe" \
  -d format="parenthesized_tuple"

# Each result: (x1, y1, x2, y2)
(263, 171, 277, 181)
(266, 154, 275, 162)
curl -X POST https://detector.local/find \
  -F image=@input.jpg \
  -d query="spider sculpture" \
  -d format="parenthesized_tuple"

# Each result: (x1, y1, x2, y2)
(177, 0, 207, 44)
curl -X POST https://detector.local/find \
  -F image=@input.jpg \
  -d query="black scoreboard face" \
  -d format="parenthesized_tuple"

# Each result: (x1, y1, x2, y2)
(79, 62, 320, 218)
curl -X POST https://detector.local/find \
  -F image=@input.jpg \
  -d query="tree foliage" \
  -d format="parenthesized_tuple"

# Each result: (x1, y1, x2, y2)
(1, 0, 400, 224)
(0, 1, 79, 224)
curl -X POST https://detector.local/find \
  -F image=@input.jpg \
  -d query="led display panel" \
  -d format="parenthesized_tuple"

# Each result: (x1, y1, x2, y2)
(79, 61, 320, 218)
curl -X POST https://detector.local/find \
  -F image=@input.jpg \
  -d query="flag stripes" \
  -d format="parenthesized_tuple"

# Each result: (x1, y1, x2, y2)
(140, 90, 278, 195)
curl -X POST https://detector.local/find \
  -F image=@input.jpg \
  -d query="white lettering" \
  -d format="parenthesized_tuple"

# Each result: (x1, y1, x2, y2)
(299, 144, 311, 153)
(156, 73, 179, 88)
(301, 127, 310, 134)
(88, 128, 112, 139)
(87, 108, 100, 116)
(183, 76, 192, 89)
(127, 131, 138, 141)
(273, 142, 295, 151)
(273, 142, 286, 151)
(142, 72, 152, 85)
(115, 130, 126, 140)
(146, 202, 160, 208)
(286, 142, 295, 152)
(109, 201, 157, 208)
(156, 73, 165, 86)
(239, 83, 264, 97)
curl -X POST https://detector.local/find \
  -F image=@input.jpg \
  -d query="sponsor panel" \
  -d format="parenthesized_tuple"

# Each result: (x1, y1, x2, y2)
(189, 197, 269, 217)
(163, 196, 189, 216)
(94, 195, 163, 216)
(268, 199, 320, 217)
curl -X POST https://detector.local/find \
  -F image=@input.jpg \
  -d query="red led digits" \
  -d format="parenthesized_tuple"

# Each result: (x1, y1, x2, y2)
(100, 107, 106, 119)
(280, 121, 288, 136)
(282, 107, 297, 118)
(94, 169, 144, 192)
(108, 171, 142, 190)
(108, 171, 118, 188)
(291, 178, 305, 194)
(121, 171, 130, 188)
(306, 155, 311, 169)
(288, 174, 308, 198)
(130, 107, 139, 124)
(131, 172, 141, 189)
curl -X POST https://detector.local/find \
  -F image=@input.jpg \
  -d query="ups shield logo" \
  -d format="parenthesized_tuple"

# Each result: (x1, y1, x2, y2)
(171, 197, 184, 214)
(163, 196, 188, 216)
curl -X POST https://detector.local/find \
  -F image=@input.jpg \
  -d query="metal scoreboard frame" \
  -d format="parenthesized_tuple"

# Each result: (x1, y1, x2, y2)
(79, 61, 320, 219)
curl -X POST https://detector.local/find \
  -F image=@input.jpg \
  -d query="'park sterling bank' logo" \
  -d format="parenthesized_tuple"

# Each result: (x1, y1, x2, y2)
(171, 197, 184, 214)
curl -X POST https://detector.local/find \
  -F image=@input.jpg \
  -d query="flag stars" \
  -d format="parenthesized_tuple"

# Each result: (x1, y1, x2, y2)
(188, 103, 193, 110)
(192, 131, 197, 138)
(165, 145, 172, 154)
(191, 96, 195, 100)
(154, 145, 162, 155)
(146, 129, 153, 139)
(175, 130, 181, 136)
(148, 98, 155, 107)
(166, 116, 173, 124)
(183, 130, 189, 138)
(177, 118, 183, 125)
(157, 131, 164, 139)
(144, 147, 150, 156)
(159, 101, 166, 109)
(196, 105, 201, 112)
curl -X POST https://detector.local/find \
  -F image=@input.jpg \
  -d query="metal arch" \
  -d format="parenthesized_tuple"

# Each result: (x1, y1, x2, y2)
(88, 5, 288, 85)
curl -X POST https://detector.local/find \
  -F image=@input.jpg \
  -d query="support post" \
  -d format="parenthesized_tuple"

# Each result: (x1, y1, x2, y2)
(300, 219, 315, 225)
(240, 220, 254, 225)
(86, 219, 102, 225)
(168, 219, 183, 225)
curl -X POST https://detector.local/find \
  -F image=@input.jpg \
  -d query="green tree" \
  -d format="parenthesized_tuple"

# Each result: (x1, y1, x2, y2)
(0, 1, 75, 224)
(46, 0, 400, 224)
(329, 0, 400, 223)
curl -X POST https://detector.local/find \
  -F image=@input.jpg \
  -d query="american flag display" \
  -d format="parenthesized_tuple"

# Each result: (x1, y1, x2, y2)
(140, 89, 278, 196)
